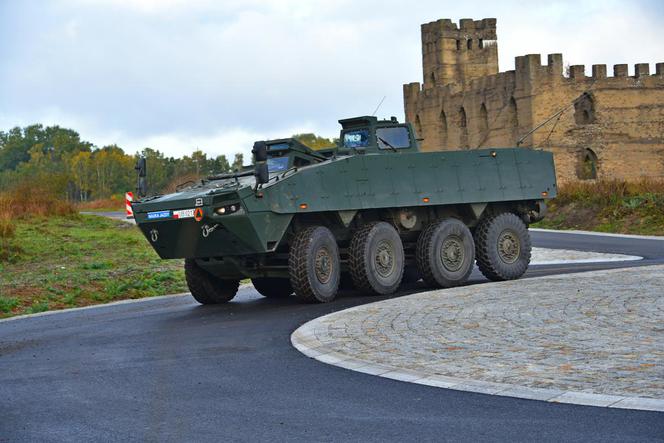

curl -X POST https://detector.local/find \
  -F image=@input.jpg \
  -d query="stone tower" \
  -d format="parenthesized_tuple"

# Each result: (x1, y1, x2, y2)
(421, 18, 498, 89)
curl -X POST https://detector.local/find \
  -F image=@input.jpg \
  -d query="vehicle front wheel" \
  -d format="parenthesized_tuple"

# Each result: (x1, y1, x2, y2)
(349, 222, 404, 295)
(474, 212, 531, 281)
(416, 218, 475, 288)
(185, 259, 240, 304)
(252, 277, 293, 298)
(288, 226, 340, 303)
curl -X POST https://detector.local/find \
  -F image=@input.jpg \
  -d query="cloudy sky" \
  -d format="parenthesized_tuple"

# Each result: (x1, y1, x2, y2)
(1, 0, 662, 159)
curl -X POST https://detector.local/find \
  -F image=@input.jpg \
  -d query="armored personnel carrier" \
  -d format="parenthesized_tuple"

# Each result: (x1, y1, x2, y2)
(132, 116, 556, 303)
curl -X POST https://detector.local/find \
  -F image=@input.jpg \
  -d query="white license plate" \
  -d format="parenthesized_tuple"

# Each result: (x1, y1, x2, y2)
(172, 209, 195, 219)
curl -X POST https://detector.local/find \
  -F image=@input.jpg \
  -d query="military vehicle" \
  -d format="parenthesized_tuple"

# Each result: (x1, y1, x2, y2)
(132, 116, 556, 303)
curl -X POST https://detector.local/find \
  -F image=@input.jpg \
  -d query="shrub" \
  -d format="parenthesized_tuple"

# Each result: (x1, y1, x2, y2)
(77, 195, 124, 211)
(0, 184, 75, 220)
(0, 185, 76, 262)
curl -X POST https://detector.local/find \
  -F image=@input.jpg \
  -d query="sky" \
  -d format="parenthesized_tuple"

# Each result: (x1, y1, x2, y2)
(1, 0, 662, 159)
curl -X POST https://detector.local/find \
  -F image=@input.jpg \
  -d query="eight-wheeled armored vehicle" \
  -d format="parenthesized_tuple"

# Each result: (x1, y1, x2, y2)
(132, 116, 556, 303)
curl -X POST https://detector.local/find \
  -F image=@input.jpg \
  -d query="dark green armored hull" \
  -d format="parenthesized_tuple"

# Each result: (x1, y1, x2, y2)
(132, 116, 556, 303)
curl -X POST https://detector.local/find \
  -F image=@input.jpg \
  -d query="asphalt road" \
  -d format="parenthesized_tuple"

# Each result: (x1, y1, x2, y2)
(1, 229, 663, 442)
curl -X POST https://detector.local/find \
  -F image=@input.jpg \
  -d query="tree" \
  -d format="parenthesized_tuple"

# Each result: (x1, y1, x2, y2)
(91, 145, 133, 198)
(292, 133, 336, 150)
(0, 123, 247, 199)
(213, 155, 231, 174)
(232, 153, 244, 171)
(190, 150, 210, 176)
(70, 151, 93, 201)
(0, 127, 32, 170)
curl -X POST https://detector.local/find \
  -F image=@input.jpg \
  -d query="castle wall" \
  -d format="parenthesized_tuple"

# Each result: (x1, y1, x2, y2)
(404, 19, 664, 183)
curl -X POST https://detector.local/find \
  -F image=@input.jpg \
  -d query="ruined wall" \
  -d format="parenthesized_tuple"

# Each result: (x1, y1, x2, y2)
(404, 18, 664, 182)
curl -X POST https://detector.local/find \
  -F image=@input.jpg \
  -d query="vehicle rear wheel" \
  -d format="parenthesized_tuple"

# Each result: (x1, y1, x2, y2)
(252, 277, 293, 298)
(416, 218, 475, 288)
(474, 212, 531, 281)
(185, 259, 240, 304)
(349, 222, 404, 295)
(289, 226, 340, 303)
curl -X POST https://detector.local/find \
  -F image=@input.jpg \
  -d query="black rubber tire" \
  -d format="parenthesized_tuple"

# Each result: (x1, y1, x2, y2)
(288, 226, 340, 303)
(416, 218, 475, 288)
(349, 222, 404, 295)
(184, 258, 240, 304)
(251, 278, 293, 298)
(474, 212, 531, 281)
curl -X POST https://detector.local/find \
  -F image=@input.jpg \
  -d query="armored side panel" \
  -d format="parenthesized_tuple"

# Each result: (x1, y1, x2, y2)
(247, 148, 556, 214)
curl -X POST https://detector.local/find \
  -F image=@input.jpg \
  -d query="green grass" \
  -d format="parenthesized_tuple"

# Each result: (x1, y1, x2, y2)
(533, 180, 664, 236)
(0, 214, 187, 318)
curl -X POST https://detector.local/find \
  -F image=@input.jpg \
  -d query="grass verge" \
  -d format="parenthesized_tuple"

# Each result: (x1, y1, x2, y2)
(533, 180, 664, 235)
(76, 195, 124, 212)
(0, 214, 186, 318)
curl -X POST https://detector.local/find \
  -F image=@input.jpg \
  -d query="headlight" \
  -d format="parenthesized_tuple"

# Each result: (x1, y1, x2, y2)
(214, 204, 240, 215)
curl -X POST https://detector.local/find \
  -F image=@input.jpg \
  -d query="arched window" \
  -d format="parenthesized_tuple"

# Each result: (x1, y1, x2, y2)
(415, 115, 423, 139)
(430, 72, 436, 86)
(467, 39, 472, 50)
(479, 103, 489, 139)
(578, 148, 598, 180)
(440, 110, 448, 148)
(458, 107, 468, 149)
(507, 97, 518, 143)
(456, 39, 461, 51)
(574, 92, 596, 125)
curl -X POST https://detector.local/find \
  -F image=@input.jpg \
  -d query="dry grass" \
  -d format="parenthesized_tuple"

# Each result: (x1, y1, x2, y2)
(0, 185, 76, 261)
(536, 179, 664, 235)
(77, 195, 124, 211)
(0, 183, 76, 220)
(554, 179, 664, 206)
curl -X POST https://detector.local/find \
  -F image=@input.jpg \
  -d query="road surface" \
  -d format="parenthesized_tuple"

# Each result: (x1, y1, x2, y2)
(1, 229, 663, 442)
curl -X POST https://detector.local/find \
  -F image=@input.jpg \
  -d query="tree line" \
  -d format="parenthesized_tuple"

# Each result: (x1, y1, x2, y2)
(0, 124, 335, 201)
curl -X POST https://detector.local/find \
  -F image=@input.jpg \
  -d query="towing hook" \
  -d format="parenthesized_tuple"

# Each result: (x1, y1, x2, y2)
(201, 224, 219, 238)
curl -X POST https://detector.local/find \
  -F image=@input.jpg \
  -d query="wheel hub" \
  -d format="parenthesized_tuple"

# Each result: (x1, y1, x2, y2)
(498, 230, 520, 264)
(315, 247, 333, 284)
(440, 236, 464, 272)
(374, 240, 395, 278)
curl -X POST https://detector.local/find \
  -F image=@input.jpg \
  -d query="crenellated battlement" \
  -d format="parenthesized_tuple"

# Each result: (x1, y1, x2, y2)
(405, 56, 664, 101)
(508, 53, 663, 84)
(421, 17, 497, 35)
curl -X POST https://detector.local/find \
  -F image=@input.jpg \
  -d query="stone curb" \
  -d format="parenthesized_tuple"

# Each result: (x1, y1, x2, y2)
(291, 328, 664, 412)
(290, 267, 664, 413)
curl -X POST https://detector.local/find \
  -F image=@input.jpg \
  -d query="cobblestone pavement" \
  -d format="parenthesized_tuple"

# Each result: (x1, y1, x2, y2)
(292, 265, 664, 411)
(530, 247, 641, 264)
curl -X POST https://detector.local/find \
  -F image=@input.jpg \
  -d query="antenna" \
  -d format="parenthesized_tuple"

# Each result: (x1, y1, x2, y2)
(371, 96, 386, 116)
(516, 88, 595, 148)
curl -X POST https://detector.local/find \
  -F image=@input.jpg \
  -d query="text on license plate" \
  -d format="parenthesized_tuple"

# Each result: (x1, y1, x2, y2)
(172, 209, 195, 219)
